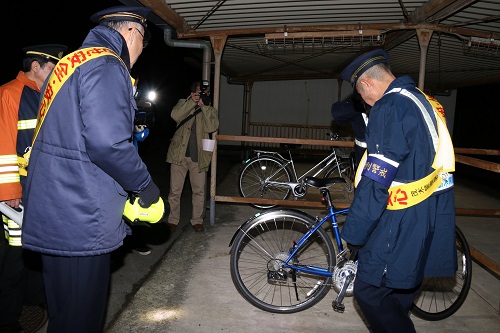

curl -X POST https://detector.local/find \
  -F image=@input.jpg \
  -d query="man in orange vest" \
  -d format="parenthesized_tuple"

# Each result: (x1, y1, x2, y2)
(0, 44, 66, 333)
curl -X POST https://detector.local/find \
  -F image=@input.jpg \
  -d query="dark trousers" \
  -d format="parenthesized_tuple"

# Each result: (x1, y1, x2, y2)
(42, 253, 111, 333)
(354, 277, 418, 333)
(0, 237, 45, 328)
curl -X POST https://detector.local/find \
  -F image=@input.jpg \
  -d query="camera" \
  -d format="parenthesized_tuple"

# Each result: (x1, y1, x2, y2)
(199, 80, 211, 105)
(134, 100, 155, 127)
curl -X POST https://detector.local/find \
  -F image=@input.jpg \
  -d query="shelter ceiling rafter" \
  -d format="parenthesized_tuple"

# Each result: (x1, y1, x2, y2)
(130, 0, 500, 88)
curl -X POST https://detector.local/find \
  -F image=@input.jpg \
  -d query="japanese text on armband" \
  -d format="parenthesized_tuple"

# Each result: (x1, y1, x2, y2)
(361, 154, 398, 188)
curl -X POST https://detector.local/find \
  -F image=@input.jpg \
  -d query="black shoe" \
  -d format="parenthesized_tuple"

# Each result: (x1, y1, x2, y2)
(167, 223, 177, 233)
(193, 224, 205, 232)
(133, 245, 151, 255)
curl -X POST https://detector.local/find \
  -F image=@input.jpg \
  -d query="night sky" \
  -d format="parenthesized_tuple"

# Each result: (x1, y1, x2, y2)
(4, 0, 203, 151)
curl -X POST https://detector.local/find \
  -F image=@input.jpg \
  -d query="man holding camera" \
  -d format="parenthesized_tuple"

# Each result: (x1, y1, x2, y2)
(166, 80, 219, 233)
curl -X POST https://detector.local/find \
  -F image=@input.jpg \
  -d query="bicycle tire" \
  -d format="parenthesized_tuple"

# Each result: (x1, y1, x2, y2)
(238, 156, 292, 209)
(411, 225, 472, 321)
(230, 209, 336, 313)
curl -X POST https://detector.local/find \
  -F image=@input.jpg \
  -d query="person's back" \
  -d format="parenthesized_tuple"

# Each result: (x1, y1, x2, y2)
(339, 49, 456, 332)
(21, 6, 161, 333)
(23, 18, 153, 255)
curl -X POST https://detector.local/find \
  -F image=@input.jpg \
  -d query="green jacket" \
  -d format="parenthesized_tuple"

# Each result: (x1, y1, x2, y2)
(166, 98, 219, 172)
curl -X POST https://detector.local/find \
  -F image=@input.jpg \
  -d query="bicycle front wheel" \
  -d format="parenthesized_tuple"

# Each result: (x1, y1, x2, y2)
(230, 209, 336, 313)
(411, 225, 472, 320)
(238, 156, 292, 209)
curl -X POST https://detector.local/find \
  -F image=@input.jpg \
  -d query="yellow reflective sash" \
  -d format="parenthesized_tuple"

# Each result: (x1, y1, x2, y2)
(23, 47, 133, 165)
(420, 90, 455, 173)
(386, 166, 443, 209)
(354, 90, 454, 210)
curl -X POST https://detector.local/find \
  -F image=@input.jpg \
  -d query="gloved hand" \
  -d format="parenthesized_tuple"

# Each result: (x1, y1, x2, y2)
(134, 125, 146, 133)
(138, 181, 160, 208)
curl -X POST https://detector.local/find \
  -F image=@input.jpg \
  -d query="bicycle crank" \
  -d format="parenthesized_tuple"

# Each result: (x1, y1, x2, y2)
(332, 261, 357, 313)
(332, 260, 357, 295)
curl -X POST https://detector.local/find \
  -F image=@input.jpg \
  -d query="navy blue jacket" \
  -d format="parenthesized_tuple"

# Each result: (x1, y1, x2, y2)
(330, 98, 367, 166)
(341, 76, 456, 289)
(22, 25, 152, 256)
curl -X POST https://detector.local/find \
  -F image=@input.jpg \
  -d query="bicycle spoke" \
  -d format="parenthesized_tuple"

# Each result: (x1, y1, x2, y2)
(411, 226, 472, 321)
(239, 156, 291, 208)
(230, 211, 336, 313)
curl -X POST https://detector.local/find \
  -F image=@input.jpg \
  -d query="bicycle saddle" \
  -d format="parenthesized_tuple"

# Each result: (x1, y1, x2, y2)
(304, 176, 346, 188)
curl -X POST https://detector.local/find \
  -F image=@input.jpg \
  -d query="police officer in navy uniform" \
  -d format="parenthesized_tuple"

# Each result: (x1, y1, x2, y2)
(22, 6, 160, 333)
(340, 50, 456, 332)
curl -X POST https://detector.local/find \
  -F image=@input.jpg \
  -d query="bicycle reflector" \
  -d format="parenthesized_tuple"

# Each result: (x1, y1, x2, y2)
(123, 196, 165, 224)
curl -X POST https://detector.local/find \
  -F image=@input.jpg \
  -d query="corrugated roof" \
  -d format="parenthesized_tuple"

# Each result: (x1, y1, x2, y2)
(129, 0, 500, 90)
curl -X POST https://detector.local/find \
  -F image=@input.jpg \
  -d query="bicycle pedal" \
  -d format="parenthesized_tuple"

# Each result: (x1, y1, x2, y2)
(332, 301, 345, 313)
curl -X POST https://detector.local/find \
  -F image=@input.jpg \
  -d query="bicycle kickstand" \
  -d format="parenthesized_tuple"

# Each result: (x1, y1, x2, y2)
(332, 272, 354, 313)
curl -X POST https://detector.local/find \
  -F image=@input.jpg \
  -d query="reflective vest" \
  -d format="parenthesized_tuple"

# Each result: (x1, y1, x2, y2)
(354, 88, 455, 210)
(0, 72, 40, 245)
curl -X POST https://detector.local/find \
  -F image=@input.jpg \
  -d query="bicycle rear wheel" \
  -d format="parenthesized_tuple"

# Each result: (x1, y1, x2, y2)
(411, 226, 472, 320)
(230, 209, 336, 313)
(238, 156, 292, 209)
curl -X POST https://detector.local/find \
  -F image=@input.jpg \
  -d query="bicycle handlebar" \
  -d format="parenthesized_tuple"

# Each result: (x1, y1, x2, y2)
(327, 132, 340, 140)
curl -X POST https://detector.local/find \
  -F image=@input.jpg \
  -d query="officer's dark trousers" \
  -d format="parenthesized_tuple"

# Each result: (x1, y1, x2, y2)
(354, 277, 418, 333)
(0, 237, 45, 330)
(42, 253, 111, 333)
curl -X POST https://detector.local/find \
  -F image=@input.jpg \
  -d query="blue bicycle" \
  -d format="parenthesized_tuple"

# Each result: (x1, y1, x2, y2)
(229, 176, 472, 320)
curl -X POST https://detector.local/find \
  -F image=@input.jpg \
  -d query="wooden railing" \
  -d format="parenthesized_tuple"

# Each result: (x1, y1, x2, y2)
(247, 122, 340, 152)
(454, 147, 500, 173)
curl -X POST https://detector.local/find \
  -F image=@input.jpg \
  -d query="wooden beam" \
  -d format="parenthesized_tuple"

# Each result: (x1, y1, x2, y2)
(455, 148, 500, 156)
(215, 197, 499, 217)
(214, 195, 350, 209)
(410, 0, 479, 24)
(456, 208, 500, 217)
(215, 134, 354, 147)
(176, 23, 500, 41)
(139, 0, 190, 33)
(469, 245, 500, 278)
(455, 154, 500, 173)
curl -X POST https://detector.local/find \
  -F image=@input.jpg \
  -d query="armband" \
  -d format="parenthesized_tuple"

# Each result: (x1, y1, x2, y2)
(361, 154, 399, 188)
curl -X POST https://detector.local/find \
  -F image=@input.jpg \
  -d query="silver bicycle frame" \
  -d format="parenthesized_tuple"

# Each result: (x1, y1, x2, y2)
(254, 148, 344, 192)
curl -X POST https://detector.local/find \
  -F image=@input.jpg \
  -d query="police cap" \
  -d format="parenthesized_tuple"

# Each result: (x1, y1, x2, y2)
(340, 49, 389, 86)
(90, 6, 152, 41)
(22, 44, 67, 63)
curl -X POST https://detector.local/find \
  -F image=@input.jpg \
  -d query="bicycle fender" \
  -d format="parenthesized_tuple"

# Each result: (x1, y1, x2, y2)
(238, 154, 285, 175)
(228, 208, 316, 247)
